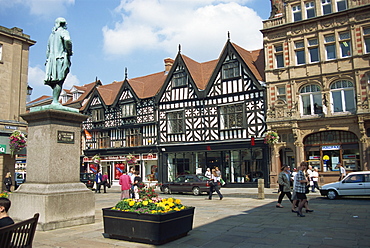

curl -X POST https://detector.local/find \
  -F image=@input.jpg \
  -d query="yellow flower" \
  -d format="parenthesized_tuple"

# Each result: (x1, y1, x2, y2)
(175, 199, 181, 204)
(129, 200, 135, 206)
(142, 200, 148, 206)
(167, 198, 174, 203)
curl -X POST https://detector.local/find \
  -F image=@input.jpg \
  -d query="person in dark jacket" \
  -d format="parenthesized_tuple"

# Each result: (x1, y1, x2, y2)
(3, 172, 12, 192)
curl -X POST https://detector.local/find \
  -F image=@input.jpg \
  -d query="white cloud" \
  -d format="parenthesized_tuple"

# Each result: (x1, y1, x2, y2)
(28, 65, 80, 89)
(0, 0, 74, 18)
(103, 0, 262, 61)
(28, 66, 45, 87)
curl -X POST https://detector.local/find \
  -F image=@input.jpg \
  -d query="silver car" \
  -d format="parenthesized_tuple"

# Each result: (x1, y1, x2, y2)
(320, 171, 370, 200)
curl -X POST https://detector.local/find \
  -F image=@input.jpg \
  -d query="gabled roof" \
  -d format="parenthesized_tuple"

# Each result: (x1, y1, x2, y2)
(64, 81, 101, 106)
(231, 42, 265, 82)
(181, 55, 218, 91)
(128, 71, 167, 99)
(97, 81, 124, 106)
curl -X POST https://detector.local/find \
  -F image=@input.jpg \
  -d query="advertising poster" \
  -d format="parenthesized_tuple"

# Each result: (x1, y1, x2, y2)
(115, 163, 125, 179)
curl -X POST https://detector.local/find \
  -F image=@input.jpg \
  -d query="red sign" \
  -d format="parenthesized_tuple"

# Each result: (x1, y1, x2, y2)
(114, 163, 125, 180)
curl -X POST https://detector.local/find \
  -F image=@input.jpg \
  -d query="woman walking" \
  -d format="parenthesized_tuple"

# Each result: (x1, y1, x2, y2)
(207, 168, 223, 200)
(276, 165, 293, 209)
(3, 172, 12, 192)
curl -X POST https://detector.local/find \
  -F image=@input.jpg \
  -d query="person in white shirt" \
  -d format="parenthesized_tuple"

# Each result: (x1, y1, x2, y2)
(205, 168, 212, 179)
(338, 163, 346, 181)
(311, 167, 320, 192)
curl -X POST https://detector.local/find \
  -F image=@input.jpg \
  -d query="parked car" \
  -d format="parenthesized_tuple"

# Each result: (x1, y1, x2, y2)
(80, 173, 95, 189)
(14, 172, 26, 189)
(160, 174, 220, 196)
(320, 171, 370, 199)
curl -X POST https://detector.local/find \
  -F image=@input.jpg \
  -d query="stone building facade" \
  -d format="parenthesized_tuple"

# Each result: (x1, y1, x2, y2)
(0, 26, 35, 191)
(262, 0, 370, 186)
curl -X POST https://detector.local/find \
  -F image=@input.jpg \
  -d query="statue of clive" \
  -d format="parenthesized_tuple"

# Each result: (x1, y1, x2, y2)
(44, 17, 73, 104)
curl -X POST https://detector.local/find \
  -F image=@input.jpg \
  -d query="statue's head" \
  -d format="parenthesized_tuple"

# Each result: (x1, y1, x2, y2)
(54, 17, 67, 29)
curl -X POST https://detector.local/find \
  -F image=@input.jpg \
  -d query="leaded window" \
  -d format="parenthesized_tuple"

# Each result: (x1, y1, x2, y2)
(295, 41, 305, 65)
(308, 38, 319, 63)
(219, 103, 244, 130)
(222, 61, 240, 79)
(126, 128, 142, 147)
(122, 103, 136, 117)
(325, 34, 336, 60)
(167, 111, 184, 134)
(92, 109, 104, 122)
(300, 84, 323, 115)
(173, 71, 187, 87)
(339, 32, 351, 58)
(330, 80, 355, 113)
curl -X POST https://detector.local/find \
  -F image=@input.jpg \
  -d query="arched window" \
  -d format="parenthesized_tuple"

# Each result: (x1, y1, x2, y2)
(300, 84, 322, 115)
(330, 80, 355, 113)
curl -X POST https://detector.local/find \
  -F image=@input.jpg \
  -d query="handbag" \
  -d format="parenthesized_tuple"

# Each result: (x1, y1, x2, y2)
(305, 185, 310, 194)
(219, 178, 226, 186)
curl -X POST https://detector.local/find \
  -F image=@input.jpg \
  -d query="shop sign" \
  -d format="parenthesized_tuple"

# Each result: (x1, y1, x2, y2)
(323, 155, 330, 161)
(309, 156, 320, 160)
(322, 145, 340, 150)
(0, 144, 6, 154)
(57, 131, 74, 144)
(4, 126, 17, 130)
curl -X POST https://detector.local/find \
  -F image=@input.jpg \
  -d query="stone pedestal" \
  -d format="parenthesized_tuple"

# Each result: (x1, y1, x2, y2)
(9, 109, 95, 231)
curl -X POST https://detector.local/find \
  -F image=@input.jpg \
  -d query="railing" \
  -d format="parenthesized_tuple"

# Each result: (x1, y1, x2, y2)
(263, 16, 285, 29)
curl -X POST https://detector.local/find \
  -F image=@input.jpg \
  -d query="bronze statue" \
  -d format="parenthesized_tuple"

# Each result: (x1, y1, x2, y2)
(44, 17, 73, 105)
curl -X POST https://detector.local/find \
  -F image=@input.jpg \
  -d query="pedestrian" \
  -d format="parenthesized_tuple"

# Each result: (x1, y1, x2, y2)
(133, 171, 142, 200)
(311, 167, 320, 192)
(128, 167, 136, 198)
(307, 165, 314, 190)
(338, 163, 346, 181)
(95, 170, 102, 193)
(3, 172, 12, 192)
(295, 162, 309, 217)
(102, 172, 109, 193)
(119, 169, 132, 200)
(276, 165, 293, 209)
(207, 168, 223, 200)
(0, 197, 14, 228)
(205, 168, 211, 179)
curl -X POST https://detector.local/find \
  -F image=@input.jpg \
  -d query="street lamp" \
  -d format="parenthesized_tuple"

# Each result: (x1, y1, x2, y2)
(27, 85, 33, 96)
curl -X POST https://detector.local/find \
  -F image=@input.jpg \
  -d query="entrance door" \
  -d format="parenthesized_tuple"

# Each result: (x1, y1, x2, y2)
(322, 150, 340, 172)
(206, 152, 221, 171)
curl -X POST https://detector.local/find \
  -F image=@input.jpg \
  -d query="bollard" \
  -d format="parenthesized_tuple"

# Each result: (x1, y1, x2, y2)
(257, 179, 265, 199)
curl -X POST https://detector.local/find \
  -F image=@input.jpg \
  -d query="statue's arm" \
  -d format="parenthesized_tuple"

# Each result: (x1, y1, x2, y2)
(61, 30, 73, 56)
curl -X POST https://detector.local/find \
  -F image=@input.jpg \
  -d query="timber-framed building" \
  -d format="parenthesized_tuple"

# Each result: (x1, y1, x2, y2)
(81, 40, 269, 187)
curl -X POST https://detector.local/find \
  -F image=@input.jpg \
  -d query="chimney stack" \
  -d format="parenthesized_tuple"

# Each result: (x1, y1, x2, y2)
(164, 58, 174, 74)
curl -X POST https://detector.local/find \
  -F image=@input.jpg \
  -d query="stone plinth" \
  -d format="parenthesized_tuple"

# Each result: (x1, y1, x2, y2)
(9, 109, 95, 231)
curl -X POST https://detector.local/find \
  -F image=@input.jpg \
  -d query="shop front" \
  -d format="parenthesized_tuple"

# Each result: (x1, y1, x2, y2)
(159, 141, 269, 187)
(304, 130, 360, 184)
(82, 153, 158, 186)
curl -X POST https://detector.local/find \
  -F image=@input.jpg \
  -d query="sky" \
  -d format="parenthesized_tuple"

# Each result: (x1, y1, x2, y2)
(0, 0, 272, 101)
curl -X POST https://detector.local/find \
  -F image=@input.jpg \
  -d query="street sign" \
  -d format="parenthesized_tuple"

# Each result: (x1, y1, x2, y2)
(0, 144, 6, 154)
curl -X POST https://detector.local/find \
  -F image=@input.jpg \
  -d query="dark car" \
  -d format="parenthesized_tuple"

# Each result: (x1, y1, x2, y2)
(80, 173, 95, 189)
(160, 174, 219, 196)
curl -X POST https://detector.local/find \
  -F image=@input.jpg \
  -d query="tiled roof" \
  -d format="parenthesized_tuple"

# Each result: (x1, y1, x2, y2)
(231, 42, 265, 82)
(128, 71, 167, 99)
(181, 55, 218, 91)
(97, 81, 124, 106)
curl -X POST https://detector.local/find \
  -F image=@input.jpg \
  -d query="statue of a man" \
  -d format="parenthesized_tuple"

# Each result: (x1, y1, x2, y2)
(44, 17, 73, 105)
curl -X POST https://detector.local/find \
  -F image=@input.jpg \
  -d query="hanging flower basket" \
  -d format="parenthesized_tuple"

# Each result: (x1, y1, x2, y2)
(9, 130, 27, 157)
(92, 154, 101, 164)
(125, 154, 136, 164)
(264, 131, 279, 145)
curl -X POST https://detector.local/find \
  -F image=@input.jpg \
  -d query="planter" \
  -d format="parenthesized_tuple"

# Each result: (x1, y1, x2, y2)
(102, 207, 195, 245)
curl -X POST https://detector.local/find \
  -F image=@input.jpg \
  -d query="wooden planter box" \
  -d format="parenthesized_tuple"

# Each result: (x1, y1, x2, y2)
(102, 207, 195, 245)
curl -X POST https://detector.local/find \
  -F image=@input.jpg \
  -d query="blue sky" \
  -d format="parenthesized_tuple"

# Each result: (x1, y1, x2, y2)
(0, 0, 271, 101)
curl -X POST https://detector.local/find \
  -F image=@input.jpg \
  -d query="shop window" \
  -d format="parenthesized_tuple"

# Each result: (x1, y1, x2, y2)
(122, 103, 136, 117)
(292, 4, 302, 22)
(300, 84, 323, 115)
(339, 32, 351, 58)
(222, 61, 240, 79)
(92, 109, 104, 122)
(275, 45, 284, 68)
(336, 0, 347, 11)
(173, 70, 187, 87)
(295, 41, 305, 65)
(321, 0, 332, 15)
(305, 1, 316, 19)
(364, 27, 370, 54)
(276, 85, 286, 101)
(325, 34, 336, 60)
(308, 38, 319, 63)
(167, 111, 184, 134)
(219, 103, 244, 130)
(330, 80, 355, 113)
(126, 128, 142, 147)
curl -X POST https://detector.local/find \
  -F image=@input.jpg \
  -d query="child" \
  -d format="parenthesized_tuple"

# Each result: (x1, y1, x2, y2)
(133, 171, 142, 200)
(0, 198, 14, 228)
